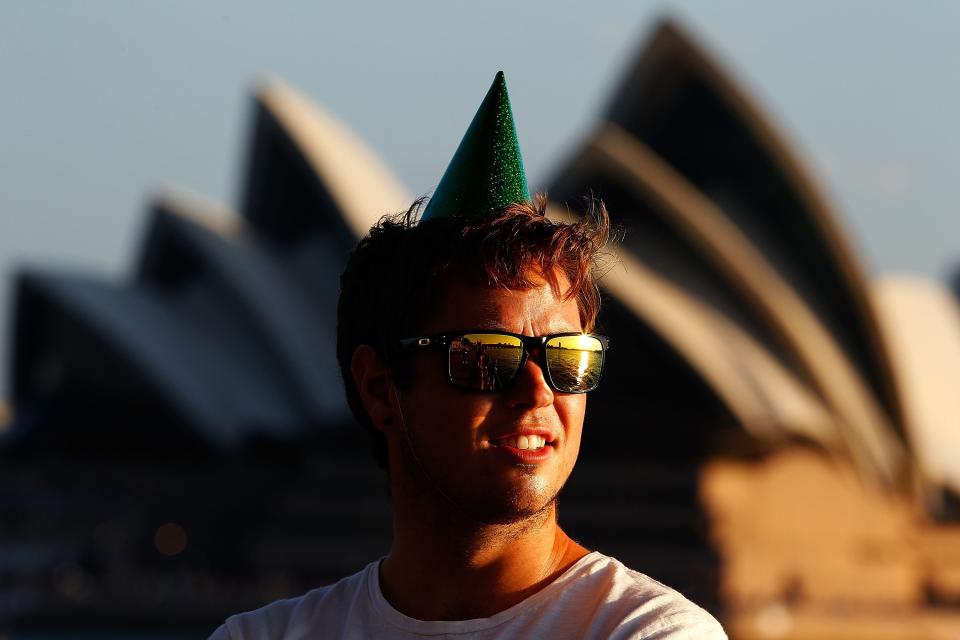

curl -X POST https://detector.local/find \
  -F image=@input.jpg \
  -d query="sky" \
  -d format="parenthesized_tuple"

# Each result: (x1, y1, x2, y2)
(1, 1, 958, 396)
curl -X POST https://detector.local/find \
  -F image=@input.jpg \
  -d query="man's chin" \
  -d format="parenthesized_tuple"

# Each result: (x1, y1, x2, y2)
(398, 438, 566, 527)
(464, 488, 559, 527)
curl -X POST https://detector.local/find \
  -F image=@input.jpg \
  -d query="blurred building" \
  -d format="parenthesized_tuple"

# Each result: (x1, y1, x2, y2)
(3, 18, 960, 639)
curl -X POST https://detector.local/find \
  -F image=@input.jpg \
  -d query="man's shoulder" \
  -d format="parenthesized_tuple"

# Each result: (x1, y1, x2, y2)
(558, 552, 727, 639)
(208, 562, 374, 640)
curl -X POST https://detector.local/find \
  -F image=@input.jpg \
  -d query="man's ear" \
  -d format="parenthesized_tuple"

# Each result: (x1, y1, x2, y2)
(351, 345, 400, 434)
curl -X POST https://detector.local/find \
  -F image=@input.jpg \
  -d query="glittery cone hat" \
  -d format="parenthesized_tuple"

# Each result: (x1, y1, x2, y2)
(420, 71, 531, 221)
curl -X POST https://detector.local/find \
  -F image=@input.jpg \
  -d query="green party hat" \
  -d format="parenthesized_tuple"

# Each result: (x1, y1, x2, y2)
(420, 71, 530, 221)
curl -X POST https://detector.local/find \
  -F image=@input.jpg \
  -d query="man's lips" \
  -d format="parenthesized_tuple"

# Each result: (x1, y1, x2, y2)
(488, 427, 557, 450)
(487, 428, 557, 464)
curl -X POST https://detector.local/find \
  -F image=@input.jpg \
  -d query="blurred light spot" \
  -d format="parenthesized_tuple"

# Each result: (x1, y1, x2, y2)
(154, 522, 187, 556)
(754, 601, 793, 639)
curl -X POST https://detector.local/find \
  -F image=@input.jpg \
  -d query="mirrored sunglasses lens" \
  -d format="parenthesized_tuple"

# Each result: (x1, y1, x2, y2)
(545, 335, 604, 392)
(449, 334, 524, 391)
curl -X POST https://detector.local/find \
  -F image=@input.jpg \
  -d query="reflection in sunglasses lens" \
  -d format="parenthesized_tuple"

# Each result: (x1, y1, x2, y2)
(546, 335, 604, 393)
(449, 334, 523, 391)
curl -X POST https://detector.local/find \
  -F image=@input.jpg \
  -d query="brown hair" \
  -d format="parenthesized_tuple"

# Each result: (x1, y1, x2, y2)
(336, 193, 611, 468)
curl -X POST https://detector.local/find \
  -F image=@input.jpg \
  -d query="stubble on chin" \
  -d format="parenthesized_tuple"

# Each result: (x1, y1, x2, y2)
(397, 431, 564, 531)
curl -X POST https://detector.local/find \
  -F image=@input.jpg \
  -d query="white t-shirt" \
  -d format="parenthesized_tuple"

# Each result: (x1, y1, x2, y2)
(209, 552, 726, 639)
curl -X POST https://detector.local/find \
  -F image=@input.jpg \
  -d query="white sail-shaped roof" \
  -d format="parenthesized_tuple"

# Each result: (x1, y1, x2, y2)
(872, 276, 960, 496)
(11, 271, 296, 449)
(600, 19, 907, 449)
(247, 78, 412, 241)
(552, 124, 905, 487)
(138, 188, 350, 425)
(600, 243, 839, 447)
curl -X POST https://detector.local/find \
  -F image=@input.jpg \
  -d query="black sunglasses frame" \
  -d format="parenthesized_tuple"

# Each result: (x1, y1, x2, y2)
(397, 330, 610, 394)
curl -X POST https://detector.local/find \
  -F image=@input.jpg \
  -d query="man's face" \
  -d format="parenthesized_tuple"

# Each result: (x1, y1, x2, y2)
(390, 268, 587, 525)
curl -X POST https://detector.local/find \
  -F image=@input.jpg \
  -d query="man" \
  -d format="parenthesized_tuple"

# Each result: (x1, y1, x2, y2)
(211, 73, 725, 639)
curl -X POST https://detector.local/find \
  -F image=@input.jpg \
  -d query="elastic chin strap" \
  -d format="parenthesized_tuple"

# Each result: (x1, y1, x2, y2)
(390, 383, 462, 511)
(390, 383, 407, 432)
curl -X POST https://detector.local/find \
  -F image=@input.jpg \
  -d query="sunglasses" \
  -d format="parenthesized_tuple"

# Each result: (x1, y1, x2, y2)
(398, 330, 610, 394)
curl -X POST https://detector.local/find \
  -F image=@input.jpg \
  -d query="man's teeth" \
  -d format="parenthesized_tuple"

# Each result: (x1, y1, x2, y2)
(510, 435, 546, 450)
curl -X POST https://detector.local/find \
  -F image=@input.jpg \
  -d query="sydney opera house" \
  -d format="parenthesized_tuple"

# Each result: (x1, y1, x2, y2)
(3, 20, 960, 638)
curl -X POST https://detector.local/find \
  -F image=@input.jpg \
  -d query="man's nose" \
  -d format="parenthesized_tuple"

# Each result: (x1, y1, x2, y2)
(504, 352, 554, 409)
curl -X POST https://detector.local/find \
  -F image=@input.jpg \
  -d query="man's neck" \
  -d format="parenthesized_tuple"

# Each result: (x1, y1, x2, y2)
(379, 496, 589, 621)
